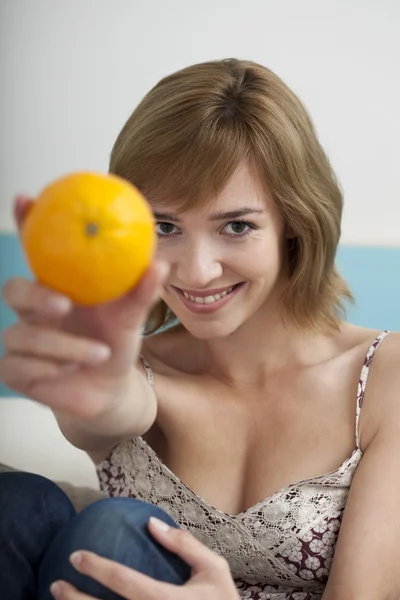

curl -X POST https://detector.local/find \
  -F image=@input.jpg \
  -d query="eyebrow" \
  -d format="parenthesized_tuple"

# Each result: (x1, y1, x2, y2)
(153, 208, 266, 222)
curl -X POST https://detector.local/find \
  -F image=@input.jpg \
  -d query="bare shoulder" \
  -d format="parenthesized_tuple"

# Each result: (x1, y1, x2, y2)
(362, 328, 400, 385)
(360, 329, 400, 440)
(338, 323, 394, 360)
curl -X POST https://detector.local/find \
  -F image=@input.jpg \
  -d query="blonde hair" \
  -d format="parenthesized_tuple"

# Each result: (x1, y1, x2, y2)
(109, 58, 353, 334)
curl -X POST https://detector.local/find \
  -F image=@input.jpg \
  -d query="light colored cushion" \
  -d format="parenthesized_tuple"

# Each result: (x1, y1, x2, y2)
(0, 462, 105, 512)
(0, 398, 99, 488)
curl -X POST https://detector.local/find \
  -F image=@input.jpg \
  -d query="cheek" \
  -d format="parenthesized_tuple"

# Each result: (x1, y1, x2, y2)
(232, 241, 284, 281)
(156, 243, 168, 259)
(156, 244, 176, 271)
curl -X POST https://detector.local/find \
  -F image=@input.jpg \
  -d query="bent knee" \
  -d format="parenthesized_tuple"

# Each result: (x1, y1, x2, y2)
(70, 497, 178, 550)
(0, 472, 75, 540)
(38, 497, 190, 593)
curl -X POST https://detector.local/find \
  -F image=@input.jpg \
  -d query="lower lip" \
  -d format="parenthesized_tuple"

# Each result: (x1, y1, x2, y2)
(173, 283, 245, 314)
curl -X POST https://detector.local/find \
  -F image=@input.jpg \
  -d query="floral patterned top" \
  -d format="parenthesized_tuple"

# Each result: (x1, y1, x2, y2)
(97, 331, 389, 599)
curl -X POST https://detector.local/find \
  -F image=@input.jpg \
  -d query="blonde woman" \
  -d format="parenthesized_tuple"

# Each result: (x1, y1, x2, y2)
(1, 59, 399, 600)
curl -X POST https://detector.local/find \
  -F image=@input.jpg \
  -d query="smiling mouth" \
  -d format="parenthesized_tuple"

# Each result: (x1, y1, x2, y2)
(176, 283, 243, 305)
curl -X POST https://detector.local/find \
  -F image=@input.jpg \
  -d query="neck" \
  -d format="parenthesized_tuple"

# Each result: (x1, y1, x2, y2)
(201, 307, 340, 387)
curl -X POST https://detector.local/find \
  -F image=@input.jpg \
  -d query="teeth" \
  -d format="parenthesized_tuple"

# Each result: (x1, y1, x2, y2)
(182, 286, 234, 304)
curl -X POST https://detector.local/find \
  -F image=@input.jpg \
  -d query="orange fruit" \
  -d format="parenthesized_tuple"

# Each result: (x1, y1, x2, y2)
(22, 171, 156, 305)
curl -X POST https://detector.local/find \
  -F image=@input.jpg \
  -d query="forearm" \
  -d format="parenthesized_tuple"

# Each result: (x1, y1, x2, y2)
(54, 370, 157, 454)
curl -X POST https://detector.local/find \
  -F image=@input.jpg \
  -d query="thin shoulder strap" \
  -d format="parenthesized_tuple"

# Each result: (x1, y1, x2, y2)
(140, 356, 155, 388)
(355, 330, 390, 448)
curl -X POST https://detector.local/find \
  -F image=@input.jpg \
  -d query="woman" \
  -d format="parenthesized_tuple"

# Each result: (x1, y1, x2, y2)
(1, 58, 399, 600)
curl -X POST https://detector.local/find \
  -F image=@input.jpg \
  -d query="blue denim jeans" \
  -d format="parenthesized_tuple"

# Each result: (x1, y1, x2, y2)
(0, 472, 191, 600)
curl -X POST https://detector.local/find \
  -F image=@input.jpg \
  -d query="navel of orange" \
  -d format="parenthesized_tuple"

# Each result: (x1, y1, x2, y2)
(22, 171, 156, 305)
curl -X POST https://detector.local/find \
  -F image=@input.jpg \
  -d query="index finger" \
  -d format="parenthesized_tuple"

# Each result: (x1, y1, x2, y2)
(69, 551, 181, 600)
(2, 278, 72, 317)
(148, 517, 227, 574)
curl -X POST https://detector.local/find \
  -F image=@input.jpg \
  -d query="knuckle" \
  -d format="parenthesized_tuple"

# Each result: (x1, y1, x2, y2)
(2, 322, 24, 351)
(1, 278, 17, 304)
(171, 527, 197, 556)
(172, 528, 187, 547)
(2, 277, 29, 303)
(21, 325, 62, 358)
(0, 356, 20, 388)
(2, 278, 54, 314)
(22, 326, 44, 354)
(106, 567, 128, 591)
(24, 326, 81, 362)
(0, 354, 58, 397)
(1, 325, 14, 349)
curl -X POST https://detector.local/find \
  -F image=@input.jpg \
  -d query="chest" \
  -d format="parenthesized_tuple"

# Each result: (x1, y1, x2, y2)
(145, 367, 359, 515)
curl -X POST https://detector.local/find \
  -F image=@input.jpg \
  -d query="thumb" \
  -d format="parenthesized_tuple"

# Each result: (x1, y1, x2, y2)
(93, 260, 169, 375)
(109, 260, 170, 330)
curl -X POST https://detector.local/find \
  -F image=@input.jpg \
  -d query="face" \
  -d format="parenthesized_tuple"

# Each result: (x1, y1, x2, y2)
(153, 162, 289, 339)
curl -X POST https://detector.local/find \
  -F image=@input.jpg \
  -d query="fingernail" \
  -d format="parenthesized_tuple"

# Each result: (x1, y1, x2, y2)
(89, 345, 111, 362)
(70, 551, 82, 567)
(50, 582, 61, 598)
(47, 295, 71, 313)
(149, 516, 170, 532)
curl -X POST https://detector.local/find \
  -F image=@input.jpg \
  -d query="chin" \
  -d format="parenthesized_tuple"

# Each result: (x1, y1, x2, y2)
(175, 314, 244, 340)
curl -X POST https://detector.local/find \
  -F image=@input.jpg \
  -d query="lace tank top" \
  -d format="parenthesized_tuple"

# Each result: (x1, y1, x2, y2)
(96, 331, 389, 600)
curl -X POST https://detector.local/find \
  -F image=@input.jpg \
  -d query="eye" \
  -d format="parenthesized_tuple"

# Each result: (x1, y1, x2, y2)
(156, 222, 180, 237)
(223, 221, 255, 238)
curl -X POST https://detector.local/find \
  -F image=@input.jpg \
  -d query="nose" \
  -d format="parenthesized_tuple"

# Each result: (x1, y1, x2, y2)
(176, 242, 223, 289)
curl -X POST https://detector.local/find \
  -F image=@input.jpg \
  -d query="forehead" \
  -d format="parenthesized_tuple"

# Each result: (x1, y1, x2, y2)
(212, 162, 268, 210)
(150, 161, 274, 217)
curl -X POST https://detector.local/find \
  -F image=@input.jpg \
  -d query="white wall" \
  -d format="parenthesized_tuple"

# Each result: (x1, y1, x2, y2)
(0, 0, 399, 244)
